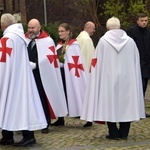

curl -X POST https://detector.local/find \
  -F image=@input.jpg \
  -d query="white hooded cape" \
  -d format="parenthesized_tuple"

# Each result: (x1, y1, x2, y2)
(81, 29, 145, 122)
(25, 32, 68, 117)
(0, 23, 47, 131)
(56, 39, 87, 117)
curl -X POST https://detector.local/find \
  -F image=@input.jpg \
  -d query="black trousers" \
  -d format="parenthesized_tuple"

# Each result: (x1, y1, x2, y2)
(2, 130, 34, 140)
(142, 77, 149, 97)
(60, 68, 68, 102)
(107, 122, 131, 138)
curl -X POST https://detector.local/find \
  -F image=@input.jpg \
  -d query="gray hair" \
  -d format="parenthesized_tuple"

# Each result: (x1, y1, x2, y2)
(106, 17, 120, 30)
(1, 13, 16, 27)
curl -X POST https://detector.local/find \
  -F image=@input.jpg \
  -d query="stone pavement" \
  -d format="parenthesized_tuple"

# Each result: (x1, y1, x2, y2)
(0, 89, 150, 150)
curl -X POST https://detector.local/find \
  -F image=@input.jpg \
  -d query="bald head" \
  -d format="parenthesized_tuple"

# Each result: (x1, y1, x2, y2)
(27, 18, 41, 39)
(84, 21, 95, 36)
(28, 19, 40, 27)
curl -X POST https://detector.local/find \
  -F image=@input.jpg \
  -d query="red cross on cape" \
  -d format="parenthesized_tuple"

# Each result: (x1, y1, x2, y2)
(0, 38, 12, 62)
(89, 58, 97, 73)
(47, 46, 59, 68)
(68, 56, 84, 77)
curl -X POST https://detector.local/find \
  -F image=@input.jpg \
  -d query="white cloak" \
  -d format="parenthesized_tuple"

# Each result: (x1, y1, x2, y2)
(81, 29, 145, 122)
(56, 40, 87, 117)
(25, 33, 68, 117)
(76, 31, 95, 71)
(0, 23, 47, 131)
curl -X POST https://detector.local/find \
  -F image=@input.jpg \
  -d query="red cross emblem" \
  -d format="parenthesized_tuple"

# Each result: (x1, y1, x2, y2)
(68, 56, 84, 77)
(0, 38, 12, 62)
(89, 58, 97, 73)
(47, 46, 58, 68)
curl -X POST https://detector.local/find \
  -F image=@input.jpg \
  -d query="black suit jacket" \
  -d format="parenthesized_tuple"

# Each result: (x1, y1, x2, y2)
(127, 25, 150, 78)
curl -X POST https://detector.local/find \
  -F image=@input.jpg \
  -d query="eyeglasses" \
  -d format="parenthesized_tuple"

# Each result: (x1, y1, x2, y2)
(58, 30, 66, 33)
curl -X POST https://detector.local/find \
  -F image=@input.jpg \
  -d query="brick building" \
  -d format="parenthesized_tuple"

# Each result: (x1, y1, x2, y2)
(0, 0, 104, 44)
(0, 0, 90, 26)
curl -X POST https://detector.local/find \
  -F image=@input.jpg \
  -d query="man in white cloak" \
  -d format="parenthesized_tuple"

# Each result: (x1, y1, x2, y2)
(81, 17, 145, 140)
(25, 19, 68, 132)
(0, 14, 47, 146)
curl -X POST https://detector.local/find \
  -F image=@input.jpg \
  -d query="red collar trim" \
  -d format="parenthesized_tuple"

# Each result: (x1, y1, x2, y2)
(58, 39, 76, 45)
(25, 30, 49, 39)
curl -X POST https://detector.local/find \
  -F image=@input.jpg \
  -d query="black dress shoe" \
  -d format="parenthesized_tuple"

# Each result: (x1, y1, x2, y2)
(51, 120, 65, 126)
(0, 138, 14, 145)
(75, 116, 80, 118)
(120, 137, 127, 140)
(83, 122, 93, 127)
(41, 127, 49, 133)
(146, 113, 150, 118)
(13, 138, 36, 146)
(106, 134, 119, 140)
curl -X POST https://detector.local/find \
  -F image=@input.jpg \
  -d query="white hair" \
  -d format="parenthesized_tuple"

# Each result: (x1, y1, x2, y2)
(1, 13, 16, 27)
(106, 17, 120, 30)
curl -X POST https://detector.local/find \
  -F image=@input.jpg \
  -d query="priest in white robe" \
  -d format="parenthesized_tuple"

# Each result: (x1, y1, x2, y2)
(76, 21, 95, 71)
(81, 17, 145, 140)
(76, 21, 95, 127)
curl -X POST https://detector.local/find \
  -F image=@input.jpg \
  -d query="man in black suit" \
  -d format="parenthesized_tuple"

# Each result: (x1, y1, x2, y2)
(127, 13, 150, 117)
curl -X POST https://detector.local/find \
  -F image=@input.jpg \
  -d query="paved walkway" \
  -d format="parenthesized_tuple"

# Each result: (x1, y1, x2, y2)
(0, 87, 150, 150)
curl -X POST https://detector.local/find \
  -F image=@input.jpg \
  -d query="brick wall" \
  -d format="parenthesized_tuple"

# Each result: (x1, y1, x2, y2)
(1, 0, 104, 45)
